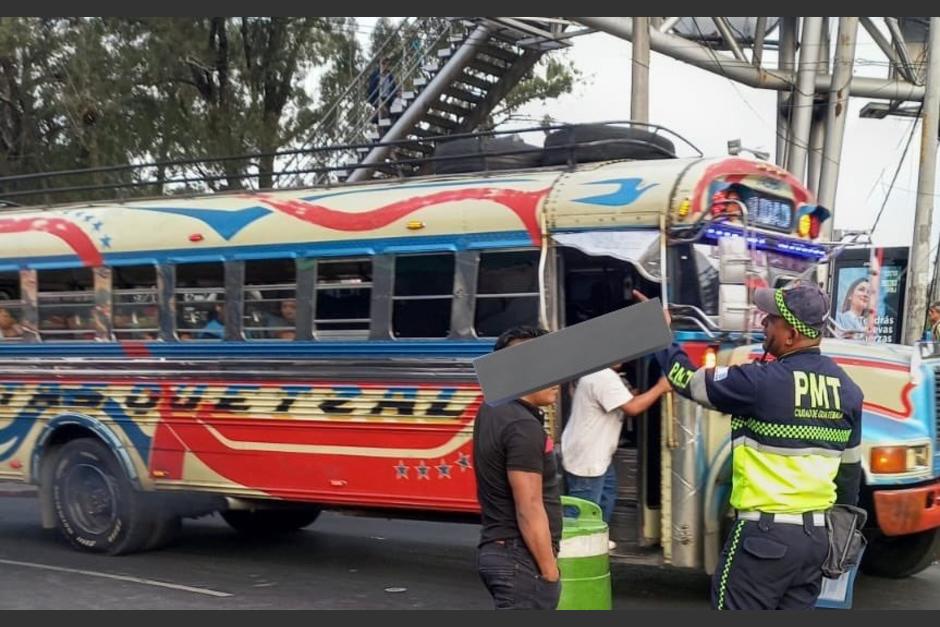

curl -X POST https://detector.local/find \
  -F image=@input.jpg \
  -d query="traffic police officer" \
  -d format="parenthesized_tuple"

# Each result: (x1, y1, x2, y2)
(654, 284, 863, 610)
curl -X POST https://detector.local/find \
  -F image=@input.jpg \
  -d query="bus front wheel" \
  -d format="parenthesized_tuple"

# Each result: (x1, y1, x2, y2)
(221, 508, 321, 536)
(51, 438, 154, 555)
(861, 528, 940, 579)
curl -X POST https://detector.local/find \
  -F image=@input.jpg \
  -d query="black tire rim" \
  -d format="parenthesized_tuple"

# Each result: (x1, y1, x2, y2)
(63, 463, 118, 536)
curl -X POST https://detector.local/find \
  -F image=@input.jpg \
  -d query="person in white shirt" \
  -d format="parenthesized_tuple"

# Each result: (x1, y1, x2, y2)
(561, 365, 671, 531)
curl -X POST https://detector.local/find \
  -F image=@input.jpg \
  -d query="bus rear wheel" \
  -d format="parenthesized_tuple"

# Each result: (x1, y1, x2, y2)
(221, 508, 321, 536)
(51, 438, 154, 555)
(861, 528, 940, 579)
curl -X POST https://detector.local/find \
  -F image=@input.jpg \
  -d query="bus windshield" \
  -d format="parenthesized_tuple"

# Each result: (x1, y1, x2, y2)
(670, 242, 817, 330)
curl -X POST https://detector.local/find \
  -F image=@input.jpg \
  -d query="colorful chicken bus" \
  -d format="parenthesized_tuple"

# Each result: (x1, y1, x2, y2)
(0, 125, 936, 578)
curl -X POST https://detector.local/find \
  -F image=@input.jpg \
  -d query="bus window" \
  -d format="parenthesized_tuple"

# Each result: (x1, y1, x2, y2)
(245, 259, 296, 340)
(474, 250, 540, 337)
(176, 262, 225, 341)
(38, 268, 95, 341)
(0, 272, 23, 341)
(314, 258, 371, 339)
(113, 265, 159, 340)
(392, 253, 454, 338)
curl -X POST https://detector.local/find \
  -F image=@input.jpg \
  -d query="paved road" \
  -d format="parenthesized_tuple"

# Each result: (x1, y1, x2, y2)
(0, 493, 936, 609)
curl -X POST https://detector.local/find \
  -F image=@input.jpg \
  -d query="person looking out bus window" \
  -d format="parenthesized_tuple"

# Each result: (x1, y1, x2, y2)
(267, 298, 296, 340)
(637, 285, 863, 610)
(473, 325, 562, 610)
(0, 307, 23, 339)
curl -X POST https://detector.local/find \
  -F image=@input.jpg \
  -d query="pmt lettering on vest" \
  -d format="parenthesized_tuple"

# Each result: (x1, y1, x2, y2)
(793, 371, 842, 411)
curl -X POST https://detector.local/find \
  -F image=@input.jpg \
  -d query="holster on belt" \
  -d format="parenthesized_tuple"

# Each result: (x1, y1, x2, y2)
(821, 504, 867, 579)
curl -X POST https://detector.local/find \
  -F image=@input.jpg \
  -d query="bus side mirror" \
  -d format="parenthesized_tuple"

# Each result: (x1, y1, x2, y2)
(718, 237, 750, 332)
(719, 285, 749, 331)
(718, 237, 749, 284)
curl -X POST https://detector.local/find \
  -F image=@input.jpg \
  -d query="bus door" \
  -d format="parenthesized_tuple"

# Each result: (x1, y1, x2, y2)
(555, 238, 663, 556)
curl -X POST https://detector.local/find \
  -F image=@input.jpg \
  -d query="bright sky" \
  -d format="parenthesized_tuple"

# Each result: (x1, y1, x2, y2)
(355, 18, 939, 250)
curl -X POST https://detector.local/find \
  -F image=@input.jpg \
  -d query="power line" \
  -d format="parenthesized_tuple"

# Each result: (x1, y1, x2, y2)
(688, 19, 808, 154)
(869, 104, 923, 235)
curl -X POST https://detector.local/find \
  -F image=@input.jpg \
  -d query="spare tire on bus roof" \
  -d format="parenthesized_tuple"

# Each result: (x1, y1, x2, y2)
(431, 135, 542, 175)
(541, 123, 677, 166)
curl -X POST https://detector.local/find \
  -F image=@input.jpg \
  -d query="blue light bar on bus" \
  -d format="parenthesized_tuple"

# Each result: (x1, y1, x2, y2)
(702, 224, 827, 260)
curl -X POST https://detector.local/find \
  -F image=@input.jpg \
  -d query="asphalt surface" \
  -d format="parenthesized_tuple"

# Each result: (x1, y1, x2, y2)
(0, 489, 937, 609)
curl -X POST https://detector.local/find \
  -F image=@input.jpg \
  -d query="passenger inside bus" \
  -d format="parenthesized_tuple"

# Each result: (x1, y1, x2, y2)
(266, 298, 297, 340)
(113, 304, 159, 340)
(199, 303, 225, 339)
(0, 306, 23, 339)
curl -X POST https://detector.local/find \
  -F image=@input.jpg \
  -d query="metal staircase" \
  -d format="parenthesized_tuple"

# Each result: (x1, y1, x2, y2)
(283, 18, 572, 186)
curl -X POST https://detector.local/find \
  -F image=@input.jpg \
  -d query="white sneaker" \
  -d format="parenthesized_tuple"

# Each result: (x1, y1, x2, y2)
(608, 540, 617, 552)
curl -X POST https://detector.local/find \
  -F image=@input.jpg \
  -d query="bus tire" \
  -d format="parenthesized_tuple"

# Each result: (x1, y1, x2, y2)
(51, 438, 154, 555)
(221, 508, 321, 536)
(861, 528, 940, 579)
(143, 512, 182, 551)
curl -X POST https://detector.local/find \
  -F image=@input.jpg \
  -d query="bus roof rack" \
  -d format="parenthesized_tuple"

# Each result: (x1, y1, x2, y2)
(0, 121, 702, 208)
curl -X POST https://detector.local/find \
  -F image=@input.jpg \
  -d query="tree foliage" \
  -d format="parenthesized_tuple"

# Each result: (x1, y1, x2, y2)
(0, 17, 578, 204)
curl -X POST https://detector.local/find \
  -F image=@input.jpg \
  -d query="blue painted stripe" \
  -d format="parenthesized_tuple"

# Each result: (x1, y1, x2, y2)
(0, 339, 496, 359)
(0, 230, 535, 270)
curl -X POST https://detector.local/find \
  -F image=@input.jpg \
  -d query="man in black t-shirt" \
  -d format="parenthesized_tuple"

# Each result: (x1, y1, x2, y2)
(473, 326, 563, 610)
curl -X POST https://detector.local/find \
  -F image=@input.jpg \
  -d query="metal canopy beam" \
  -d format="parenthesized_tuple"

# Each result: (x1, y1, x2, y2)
(860, 17, 918, 84)
(573, 17, 926, 101)
(885, 17, 920, 83)
(713, 17, 747, 62)
(752, 16, 767, 67)
(659, 17, 680, 33)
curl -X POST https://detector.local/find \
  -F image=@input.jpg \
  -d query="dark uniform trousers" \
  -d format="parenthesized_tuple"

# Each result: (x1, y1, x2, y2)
(712, 512, 829, 610)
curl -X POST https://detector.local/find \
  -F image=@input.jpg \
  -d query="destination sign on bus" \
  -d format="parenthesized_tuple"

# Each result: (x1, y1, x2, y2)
(746, 194, 793, 231)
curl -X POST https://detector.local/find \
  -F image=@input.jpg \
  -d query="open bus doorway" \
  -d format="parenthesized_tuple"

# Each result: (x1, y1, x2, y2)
(557, 246, 664, 557)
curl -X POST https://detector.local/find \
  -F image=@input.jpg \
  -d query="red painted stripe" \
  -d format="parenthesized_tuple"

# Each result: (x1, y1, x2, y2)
(200, 404, 479, 448)
(746, 353, 910, 372)
(0, 217, 102, 266)
(253, 187, 549, 246)
(119, 341, 153, 358)
(690, 158, 812, 215)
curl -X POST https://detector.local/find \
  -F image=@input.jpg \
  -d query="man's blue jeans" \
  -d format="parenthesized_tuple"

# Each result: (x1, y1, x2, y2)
(564, 464, 617, 523)
(477, 538, 561, 609)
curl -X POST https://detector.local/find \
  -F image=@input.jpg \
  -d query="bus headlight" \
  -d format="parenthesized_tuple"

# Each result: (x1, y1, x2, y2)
(870, 445, 930, 474)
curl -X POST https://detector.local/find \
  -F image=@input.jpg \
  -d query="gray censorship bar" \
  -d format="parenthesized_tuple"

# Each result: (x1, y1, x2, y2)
(473, 299, 672, 406)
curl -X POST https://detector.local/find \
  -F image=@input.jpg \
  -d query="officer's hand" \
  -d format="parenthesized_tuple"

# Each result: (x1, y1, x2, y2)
(656, 376, 672, 394)
(632, 290, 672, 326)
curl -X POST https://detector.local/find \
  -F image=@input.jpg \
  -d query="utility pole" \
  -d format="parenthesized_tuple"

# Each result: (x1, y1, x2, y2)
(807, 18, 830, 196)
(815, 18, 858, 293)
(787, 17, 824, 183)
(817, 17, 859, 238)
(776, 18, 797, 167)
(632, 17, 650, 123)
(902, 18, 940, 345)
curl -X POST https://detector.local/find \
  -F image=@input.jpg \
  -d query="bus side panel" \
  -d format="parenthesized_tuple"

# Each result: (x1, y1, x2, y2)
(146, 381, 482, 512)
(0, 380, 155, 488)
(0, 371, 485, 512)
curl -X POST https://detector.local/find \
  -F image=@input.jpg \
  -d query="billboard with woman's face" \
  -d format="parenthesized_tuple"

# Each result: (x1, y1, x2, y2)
(830, 247, 908, 343)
